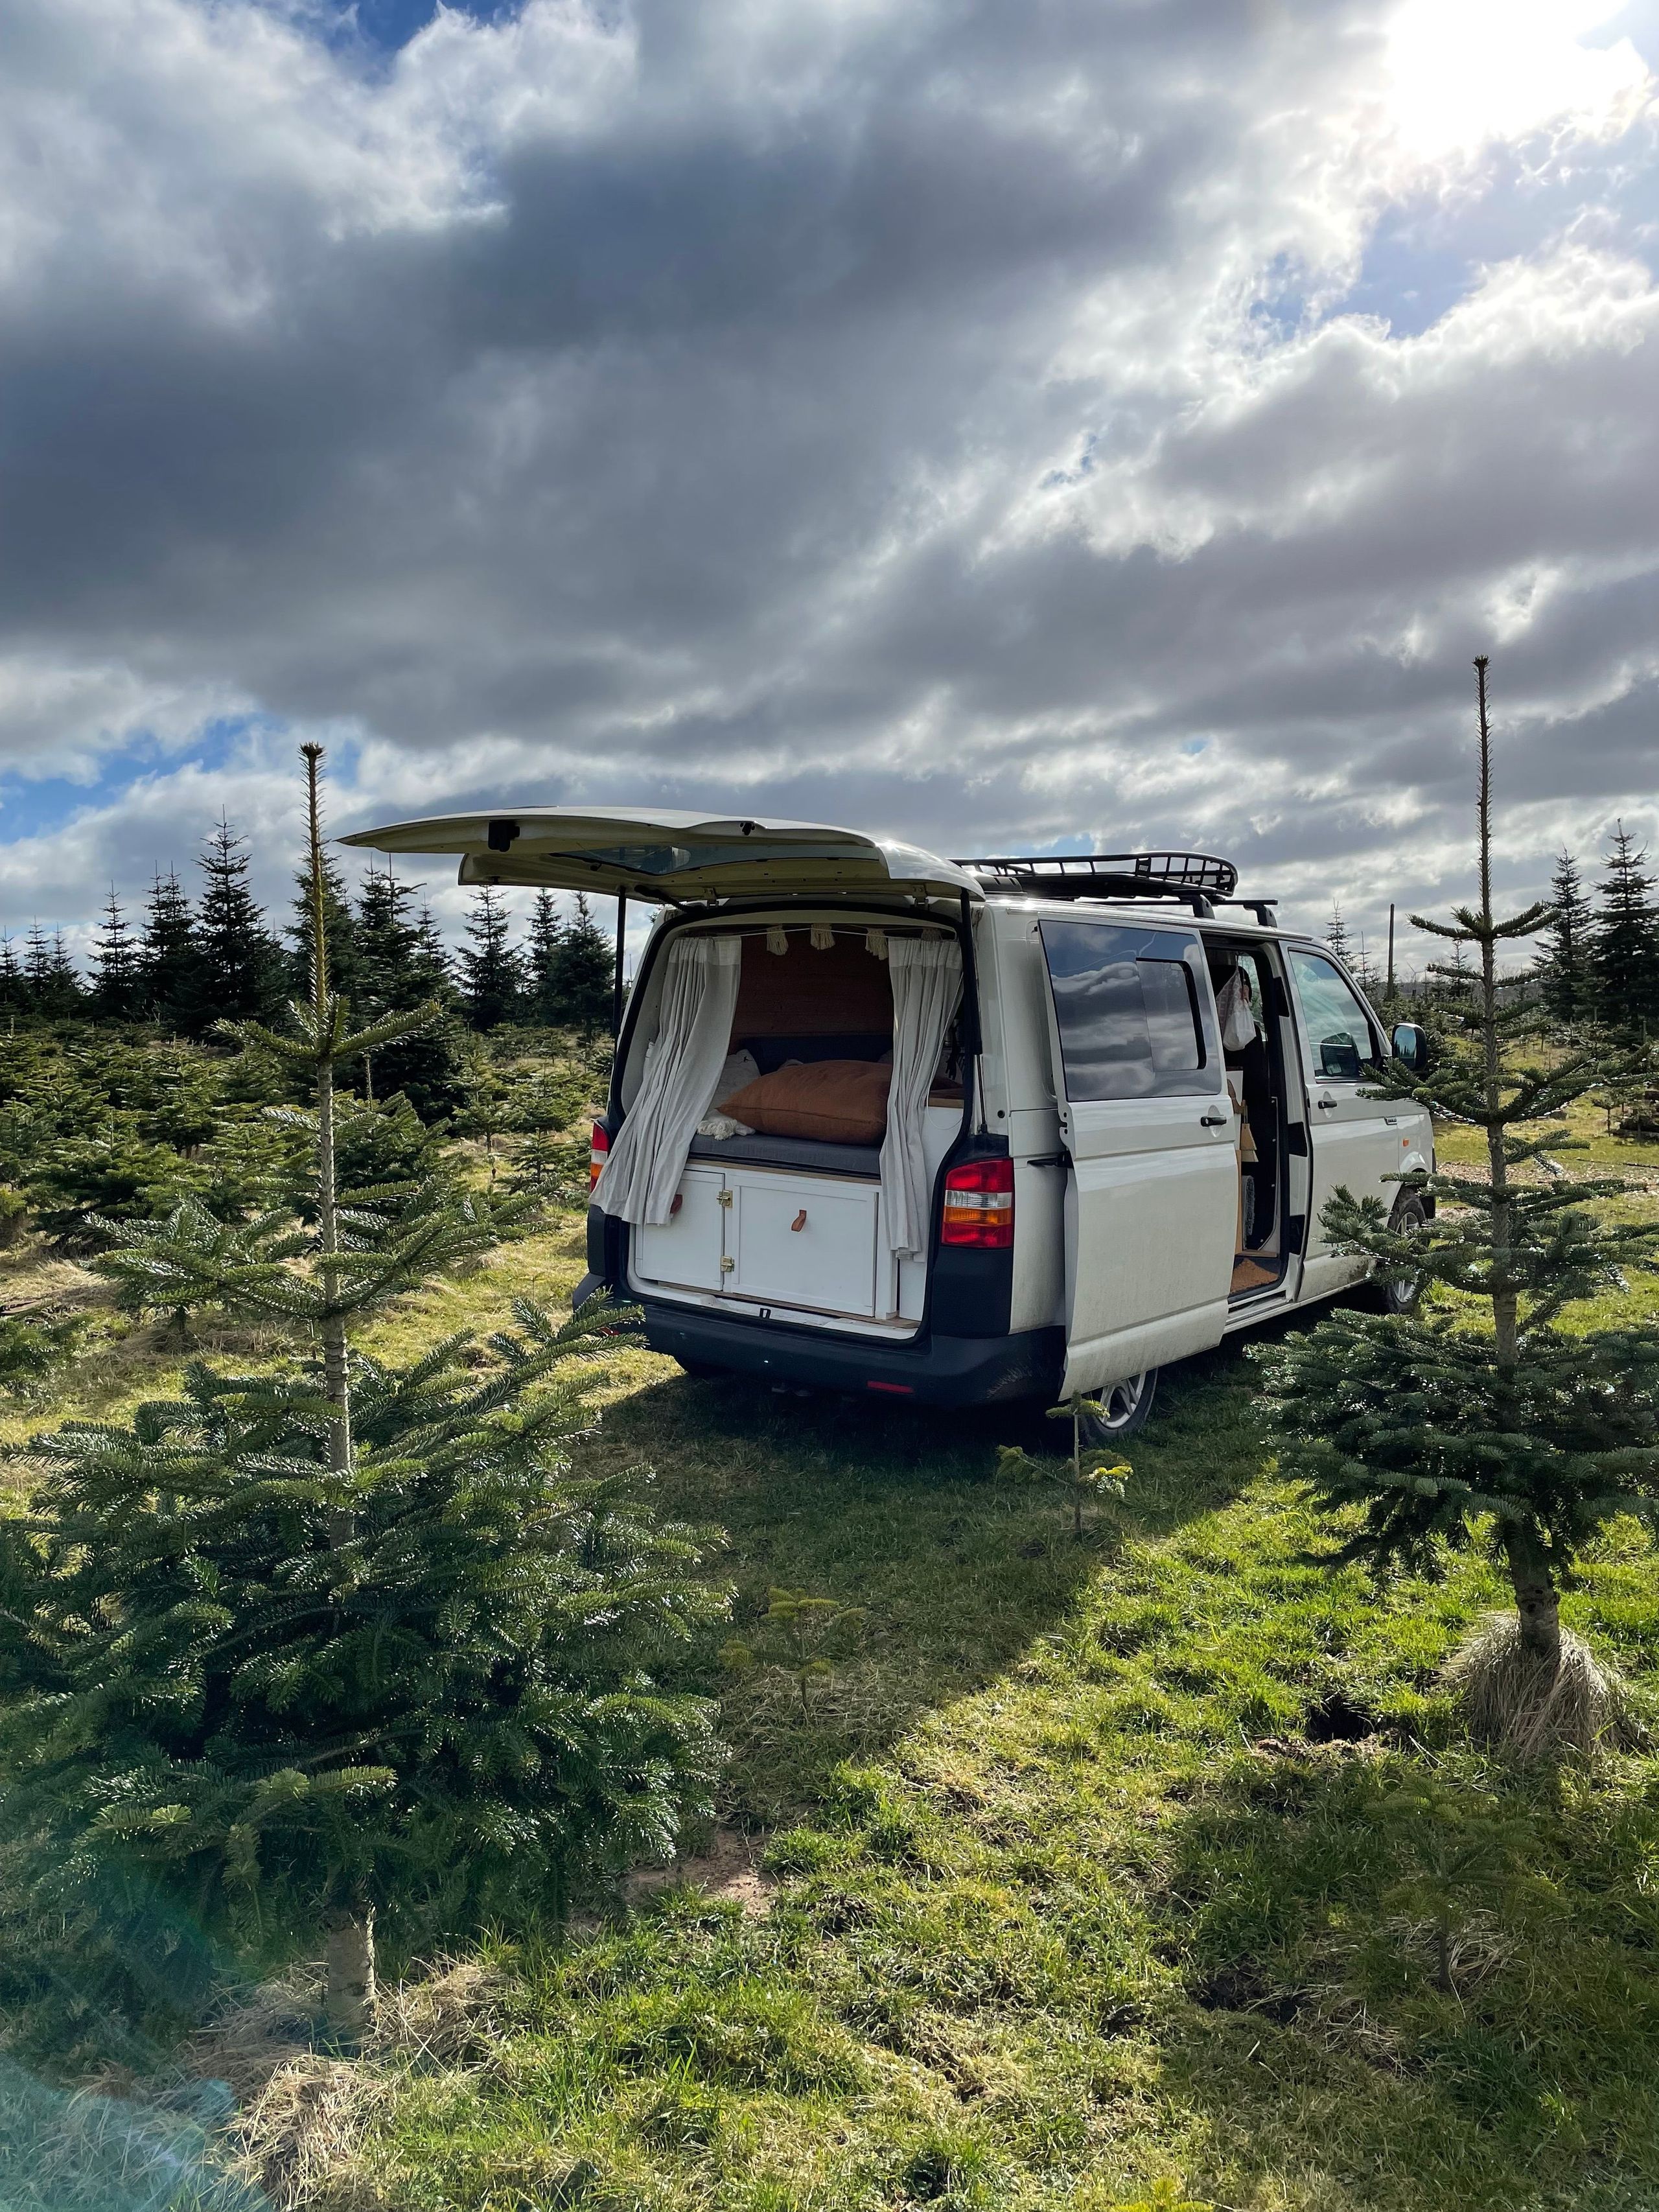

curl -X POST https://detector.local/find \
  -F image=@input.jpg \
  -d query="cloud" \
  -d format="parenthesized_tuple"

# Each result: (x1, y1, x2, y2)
(0, 0, 1654, 970)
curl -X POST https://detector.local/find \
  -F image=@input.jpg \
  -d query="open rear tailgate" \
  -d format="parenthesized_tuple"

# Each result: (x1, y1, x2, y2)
(338, 806, 981, 905)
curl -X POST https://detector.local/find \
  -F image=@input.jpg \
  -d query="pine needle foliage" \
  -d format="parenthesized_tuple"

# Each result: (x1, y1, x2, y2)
(0, 745, 726, 2038)
(1257, 659, 1659, 1752)
(0, 1300, 724, 2022)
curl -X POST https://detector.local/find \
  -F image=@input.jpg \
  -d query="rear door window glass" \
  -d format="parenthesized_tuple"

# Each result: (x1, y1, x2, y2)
(1041, 921, 1218, 1100)
(1288, 949, 1382, 1080)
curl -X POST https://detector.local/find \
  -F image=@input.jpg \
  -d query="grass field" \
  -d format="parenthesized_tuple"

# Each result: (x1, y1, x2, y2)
(6, 1112, 1659, 2211)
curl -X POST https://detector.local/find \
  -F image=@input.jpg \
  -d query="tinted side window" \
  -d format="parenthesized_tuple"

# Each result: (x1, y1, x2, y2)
(1288, 948, 1382, 1080)
(1040, 921, 1218, 1100)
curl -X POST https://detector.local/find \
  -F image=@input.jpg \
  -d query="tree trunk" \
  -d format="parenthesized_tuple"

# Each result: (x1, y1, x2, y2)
(304, 741, 354, 1547)
(1473, 658, 1520, 1373)
(324, 1905, 376, 2039)
(1504, 1533, 1561, 1670)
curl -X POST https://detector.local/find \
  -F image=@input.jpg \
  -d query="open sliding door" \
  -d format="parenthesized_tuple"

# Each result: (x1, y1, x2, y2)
(1038, 918, 1237, 1394)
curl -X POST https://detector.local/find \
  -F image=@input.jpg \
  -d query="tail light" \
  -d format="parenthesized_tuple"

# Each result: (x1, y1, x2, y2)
(940, 1156, 1015, 1248)
(588, 1122, 610, 1193)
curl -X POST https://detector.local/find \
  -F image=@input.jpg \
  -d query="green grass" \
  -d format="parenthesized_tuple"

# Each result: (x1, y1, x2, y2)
(7, 1176, 1659, 2209)
(1432, 1092, 1659, 1174)
(297, 1285, 1659, 2210)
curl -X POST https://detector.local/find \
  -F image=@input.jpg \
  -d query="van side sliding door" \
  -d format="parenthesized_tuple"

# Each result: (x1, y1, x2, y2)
(1038, 919, 1237, 1395)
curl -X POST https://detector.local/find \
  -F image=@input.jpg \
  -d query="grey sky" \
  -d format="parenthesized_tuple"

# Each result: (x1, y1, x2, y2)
(1, 0, 1655, 972)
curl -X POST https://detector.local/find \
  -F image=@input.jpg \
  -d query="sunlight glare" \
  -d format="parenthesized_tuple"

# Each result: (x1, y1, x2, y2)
(1385, 0, 1650, 157)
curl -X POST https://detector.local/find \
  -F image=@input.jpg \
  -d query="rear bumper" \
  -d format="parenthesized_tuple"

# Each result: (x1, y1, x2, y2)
(636, 1303, 1064, 1407)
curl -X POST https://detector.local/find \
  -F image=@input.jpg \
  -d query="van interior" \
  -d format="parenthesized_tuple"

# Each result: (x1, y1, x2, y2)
(1207, 938, 1295, 1302)
(685, 926, 959, 1178)
(626, 922, 964, 1332)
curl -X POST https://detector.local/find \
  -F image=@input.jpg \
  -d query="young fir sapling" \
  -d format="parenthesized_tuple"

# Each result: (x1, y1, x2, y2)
(996, 1393, 1131, 1541)
(1258, 658, 1659, 1755)
(722, 1587, 868, 1717)
(0, 746, 725, 2040)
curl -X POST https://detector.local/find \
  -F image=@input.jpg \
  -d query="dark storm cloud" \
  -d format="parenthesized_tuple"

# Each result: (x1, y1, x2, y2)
(0, 0, 1653, 958)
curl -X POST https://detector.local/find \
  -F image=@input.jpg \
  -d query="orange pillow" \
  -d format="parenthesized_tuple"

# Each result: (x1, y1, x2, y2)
(719, 1060, 891, 1145)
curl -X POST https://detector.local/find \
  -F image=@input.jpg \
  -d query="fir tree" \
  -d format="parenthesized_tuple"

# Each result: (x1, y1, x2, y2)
(196, 816, 286, 1029)
(1352, 933, 1378, 1003)
(551, 892, 617, 1036)
(23, 924, 84, 1019)
(0, 745, 724, 2040)
(91, 889, 144, 1019)
(140, 871, 205, 1034)
(1259, 660, 1659, 1756)
(47, 930, 82, 1015)
(1589, 822, 1659, 1042)
(528, 890, 565, 1026)
(1536, 851, 1594, 1030)
(459, 885, 527, 1031)
(351, 867, 466, 1119)
(414, 902, 452, 991)
(25, 1125, 181, 1252)
(291, 839, 360, 1012)
(1325, 900, 1352, 966)
(0, 937, 24, 1018)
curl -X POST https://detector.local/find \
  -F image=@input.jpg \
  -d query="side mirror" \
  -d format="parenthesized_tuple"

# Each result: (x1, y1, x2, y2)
(1391, 1022, 1431, 1074)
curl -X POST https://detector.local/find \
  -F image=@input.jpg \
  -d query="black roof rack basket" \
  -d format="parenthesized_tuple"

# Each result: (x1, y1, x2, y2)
(957, 850, 1239, 910)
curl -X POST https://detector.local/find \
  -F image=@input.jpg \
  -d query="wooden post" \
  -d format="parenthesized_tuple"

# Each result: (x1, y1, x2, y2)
(612, 892, 628, 1038)
(1386, 903, 1396, 1001)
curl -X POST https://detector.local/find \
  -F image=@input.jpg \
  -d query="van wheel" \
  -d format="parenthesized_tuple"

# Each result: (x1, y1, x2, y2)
(1374, 1193, 1428, 1317)
(1079, 1369, 1158, 1444)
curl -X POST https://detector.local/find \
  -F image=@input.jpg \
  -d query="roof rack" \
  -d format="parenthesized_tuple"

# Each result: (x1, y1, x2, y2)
(956, 850, 1238, 918)
(1212, 895, 1278, 927)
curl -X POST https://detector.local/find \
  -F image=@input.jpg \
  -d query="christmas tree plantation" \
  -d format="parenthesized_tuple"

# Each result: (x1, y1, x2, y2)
(0, 747, 725, 2040)
(1259, 659, 1659, 1756)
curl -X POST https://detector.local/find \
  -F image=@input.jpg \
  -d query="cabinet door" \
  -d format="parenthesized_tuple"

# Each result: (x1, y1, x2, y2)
(632, 1167, 728, 1291)
(728, 1175, 880, 1316)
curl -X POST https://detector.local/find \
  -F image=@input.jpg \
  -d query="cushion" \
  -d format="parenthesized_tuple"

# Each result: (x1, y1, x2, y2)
(706, 1047, 760, 1112)
(719, 1058, 892, 1145)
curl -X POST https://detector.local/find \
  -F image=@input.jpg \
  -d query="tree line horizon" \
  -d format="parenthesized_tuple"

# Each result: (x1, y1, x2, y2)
(1323, 822, 1658, 1041)
(0, 816, 616, 1038)
(0, 810, 1655, 1041)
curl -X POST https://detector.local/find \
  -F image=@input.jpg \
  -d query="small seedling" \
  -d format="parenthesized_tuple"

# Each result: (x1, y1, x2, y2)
(1380, 1781, 1532, 1994)
(722, 1586, 868, 1717)
(995, 1394, 1131, 1539)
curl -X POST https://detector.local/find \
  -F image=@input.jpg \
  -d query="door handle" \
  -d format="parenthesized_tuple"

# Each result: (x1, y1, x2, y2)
(1316, 1095, 1339, 1110)
(1199, 1110, 1228, 1127)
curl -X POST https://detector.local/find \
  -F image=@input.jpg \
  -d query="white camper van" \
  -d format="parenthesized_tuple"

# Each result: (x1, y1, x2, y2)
(343, 811, 1433, 1438)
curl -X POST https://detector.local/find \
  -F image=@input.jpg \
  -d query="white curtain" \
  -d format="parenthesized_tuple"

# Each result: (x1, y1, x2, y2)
(881, 935, 963, 1259)
(593, 935, 742, 1226)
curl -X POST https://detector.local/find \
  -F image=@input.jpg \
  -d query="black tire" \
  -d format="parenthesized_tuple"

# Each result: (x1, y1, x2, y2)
(673, 1355, 726, 1380)
(1077, 1368, 1159, 1445)
(1375, 1193, 1428, 1316)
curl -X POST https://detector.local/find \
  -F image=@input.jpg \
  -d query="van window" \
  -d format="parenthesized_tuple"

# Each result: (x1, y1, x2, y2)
(1040, 920, 1218, 1100)
(1287, 948, 1382, 1080)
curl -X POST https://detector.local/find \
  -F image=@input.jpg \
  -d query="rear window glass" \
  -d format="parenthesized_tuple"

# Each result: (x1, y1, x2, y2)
(1039, 921, 1217, 1100)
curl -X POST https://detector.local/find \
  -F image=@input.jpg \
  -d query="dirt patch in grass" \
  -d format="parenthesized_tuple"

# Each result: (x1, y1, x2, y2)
(625, 1826, 775, 1918)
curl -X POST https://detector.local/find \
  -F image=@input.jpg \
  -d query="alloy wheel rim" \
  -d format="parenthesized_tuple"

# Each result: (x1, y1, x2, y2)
(1091, 1373, 1148, 1433)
